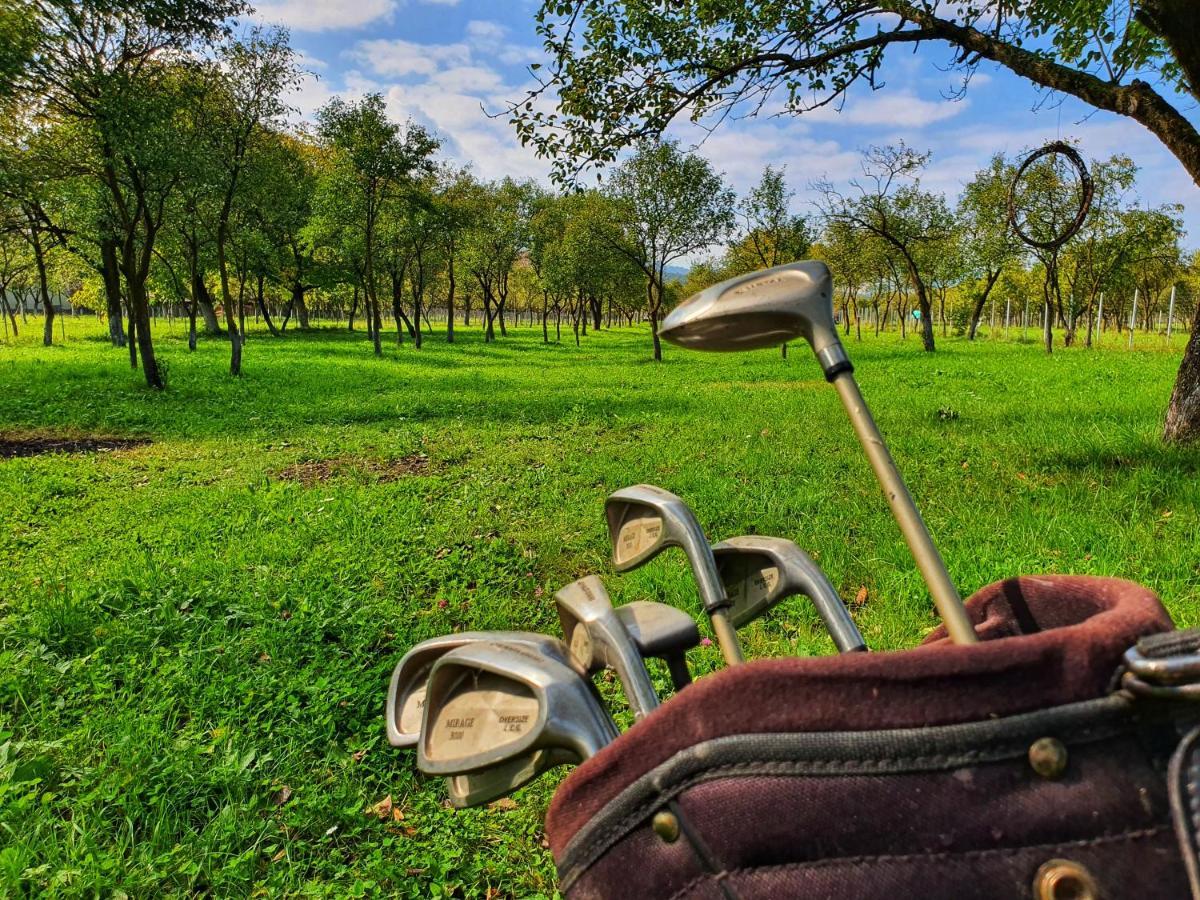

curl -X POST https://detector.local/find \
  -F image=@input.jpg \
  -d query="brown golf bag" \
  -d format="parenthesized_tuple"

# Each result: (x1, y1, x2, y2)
(544, 575, 1200, 899)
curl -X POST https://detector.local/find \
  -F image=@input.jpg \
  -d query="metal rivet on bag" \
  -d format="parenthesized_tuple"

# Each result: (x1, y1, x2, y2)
(652, 810, 680, 843)
(1034, 858, 1098, 900)
(1028, 737, 1068, 779)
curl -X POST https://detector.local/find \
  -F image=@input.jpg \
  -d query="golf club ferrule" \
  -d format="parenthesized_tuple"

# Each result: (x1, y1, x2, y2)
(816, 343, 853, 382)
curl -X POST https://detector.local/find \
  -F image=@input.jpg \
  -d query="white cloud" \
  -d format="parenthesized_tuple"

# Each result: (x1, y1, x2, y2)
(803, 90, 968, 129)
(252, 0, 396, 32)
(350, 38, 470, 77)
(466, 20, 508, 48)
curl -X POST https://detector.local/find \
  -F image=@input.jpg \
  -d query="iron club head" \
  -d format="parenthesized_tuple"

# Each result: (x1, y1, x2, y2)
(554, 575, 661, 719)
(417, 641, 618, 777)
(385, 631, 583, 748)
(605, 483, 744, 665)
(614, 600, 699, 689)
(712, 536, 866, 653)
(444, 747, 578, 809)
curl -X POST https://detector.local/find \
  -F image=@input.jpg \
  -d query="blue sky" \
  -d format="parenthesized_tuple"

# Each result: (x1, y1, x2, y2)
(249, 0, 1200, 248)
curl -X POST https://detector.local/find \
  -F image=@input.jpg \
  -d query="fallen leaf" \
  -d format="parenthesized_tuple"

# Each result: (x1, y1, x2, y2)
(352, 749, 367, 763)
(258, 652, 271, 663)
(1017, 472, 1028, 481)
(407, 868, 427, 876)
(272, 849, 287, 863)
(273, 786, 293, 807)
(1162, 510, 1174, 519)
(367, 795, 394, 820)
(488, 797, 518, 811)
(392, 806, 404, 822)
(854, 586, 869, 607)
(280, 609, 292, 620)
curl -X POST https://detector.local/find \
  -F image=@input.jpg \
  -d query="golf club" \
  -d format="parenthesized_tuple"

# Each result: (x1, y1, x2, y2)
(615, 600, 699, 690)
(658, 261, 978, 646)
(712, 535, 867, 653)
(554, 575, 661, 719)
(418, 641, 618, 777)
(444, 747, 577, 808)
(386, 631, 585, 748)
(605, 484, 746, 665)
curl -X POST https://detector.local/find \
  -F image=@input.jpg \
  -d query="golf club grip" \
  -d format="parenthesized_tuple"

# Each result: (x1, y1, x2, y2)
(830, 372, 978, 646)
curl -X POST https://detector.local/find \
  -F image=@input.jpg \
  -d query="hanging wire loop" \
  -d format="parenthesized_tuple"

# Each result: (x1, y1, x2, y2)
(1007, 141, 1094, 251)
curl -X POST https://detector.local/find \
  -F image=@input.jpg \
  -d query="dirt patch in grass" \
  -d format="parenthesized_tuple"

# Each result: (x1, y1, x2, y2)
(0, 433, 151, 459)
(277, 453, 429, 485)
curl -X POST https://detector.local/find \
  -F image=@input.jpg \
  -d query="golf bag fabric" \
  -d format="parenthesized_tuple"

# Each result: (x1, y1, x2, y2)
(544, 576, 1200, 899)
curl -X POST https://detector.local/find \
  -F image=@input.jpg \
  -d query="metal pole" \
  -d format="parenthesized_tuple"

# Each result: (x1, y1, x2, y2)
(1167, 285, 1176, 342)
(830, 372, 977, 645)
(1129, 288, 1138, 349)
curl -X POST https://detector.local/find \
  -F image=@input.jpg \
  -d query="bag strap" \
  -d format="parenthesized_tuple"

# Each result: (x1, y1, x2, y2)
(1122, 628, 1200, 899)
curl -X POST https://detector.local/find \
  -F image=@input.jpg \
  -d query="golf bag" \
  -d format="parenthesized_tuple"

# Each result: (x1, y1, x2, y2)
(544, 575, 1200, 899)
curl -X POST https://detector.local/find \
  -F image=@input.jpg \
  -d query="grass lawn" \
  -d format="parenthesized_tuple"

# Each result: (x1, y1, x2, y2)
(1, 316, 1197, 897)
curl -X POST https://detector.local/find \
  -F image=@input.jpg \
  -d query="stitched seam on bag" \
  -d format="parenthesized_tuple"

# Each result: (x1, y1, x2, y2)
(564, 748, 1094, 874)
(662, 826, 1171, 900)
(558, 699, 1140, 881)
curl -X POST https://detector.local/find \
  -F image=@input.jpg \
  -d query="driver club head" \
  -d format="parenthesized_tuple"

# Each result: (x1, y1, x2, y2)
(615, 601, 699, 690)
(554, 575, 661, 719)
(712, 536, 867, 653)
(386, 631, 584, 748)
(417, 641, 618, 776)
(658, 260, 846, 374)
(605, 484, 744, 665)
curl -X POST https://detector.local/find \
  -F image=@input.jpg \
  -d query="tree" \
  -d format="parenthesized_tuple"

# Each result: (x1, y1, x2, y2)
(958, 155, 1024, 340)
(514, 1, 1200, 436)
(605, 139, 734, 360)
(200, 27, 300, 375)
(816, 145, 952, 351)
(315, 94, 438, 356)
(461, 178, 531, 342)
(10, 0, 244, 388)
(731, 165, 811, 272)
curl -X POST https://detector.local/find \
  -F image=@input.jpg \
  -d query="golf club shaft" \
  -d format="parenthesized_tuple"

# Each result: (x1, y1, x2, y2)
(711, 609, 745, 665)
(830, 372, 978, 646)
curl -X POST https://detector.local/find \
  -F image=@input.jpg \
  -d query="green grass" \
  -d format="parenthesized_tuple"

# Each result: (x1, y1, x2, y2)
(0, 315, 1197, 897)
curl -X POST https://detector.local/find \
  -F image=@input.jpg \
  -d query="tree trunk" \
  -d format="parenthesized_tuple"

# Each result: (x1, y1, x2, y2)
(967, 269, 1002, 340)
(195, 284, 222, 335)
(371, 293, 383, 356)
(1163, 302, 1200, 442)
(542, 294, 549, 343)
(294, 284, 310, 329)
(257, 275, 278, 336)
(128, 276, 161, 388)
(0, 288, 15, 337)
(446, 250, 456, 343)
(348, 284, 358, 331)
(100, 237, 126, 347)
(127, 302, 138, 368)
(29, 227, 54, 347)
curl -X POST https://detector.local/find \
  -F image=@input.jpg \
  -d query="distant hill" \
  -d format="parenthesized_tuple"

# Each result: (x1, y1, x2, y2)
(664, 264, 689, 283)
